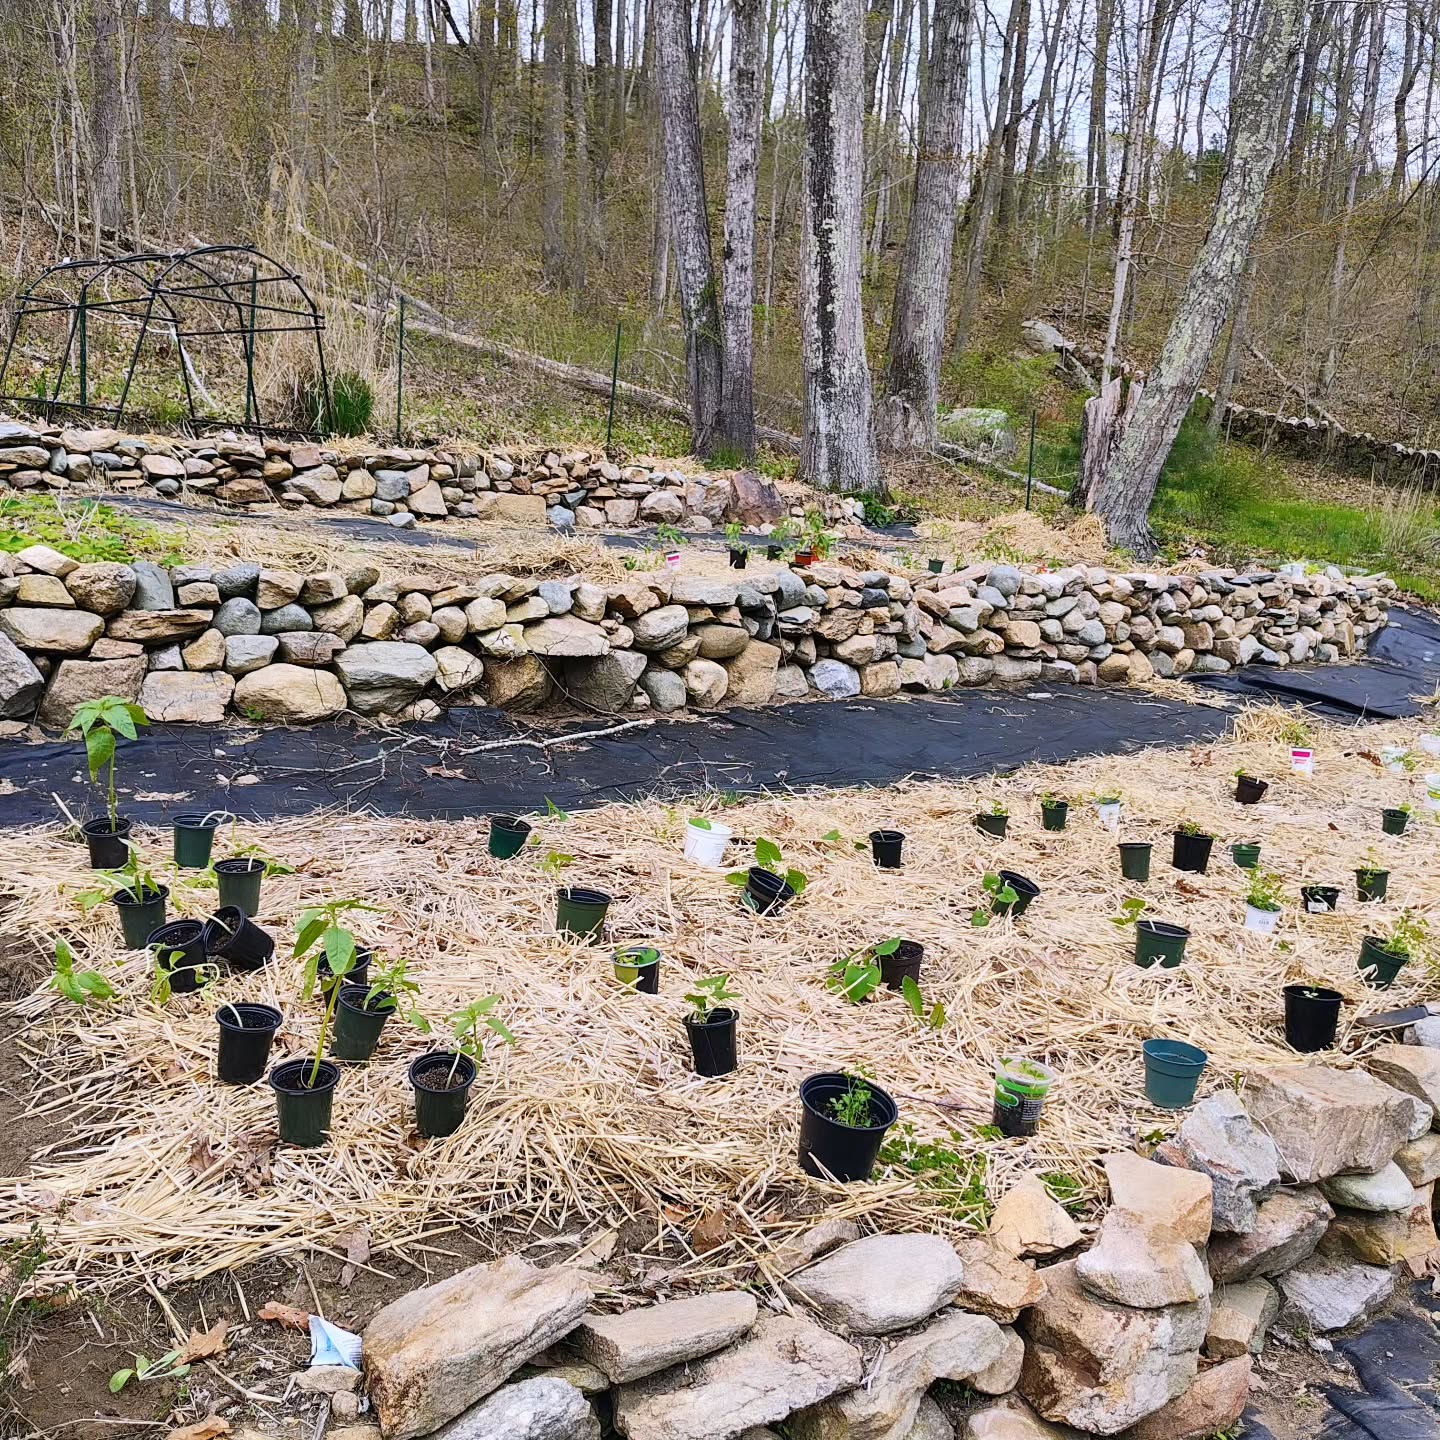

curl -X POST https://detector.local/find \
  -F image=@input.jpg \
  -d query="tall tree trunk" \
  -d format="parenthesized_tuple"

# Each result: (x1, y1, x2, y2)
(802, 0, 881, 492)
(1284, 0, 1330, 188)
(541, 0, 569, 285)
(994, 0, 1031, 235)
(1085, 0, 1113, 232)
(89, 0, 125, 238)
(720, 0, 765, 457)
(1082, 0, 1305, 553)
(655, 0, 726, 451)
(862, 0, 893, 111)
(879, 0, 970, 451)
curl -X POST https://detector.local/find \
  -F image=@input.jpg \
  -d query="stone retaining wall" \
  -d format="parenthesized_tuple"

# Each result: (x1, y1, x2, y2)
(0, 541, 1393, 727)
(0, 415, 846, 533)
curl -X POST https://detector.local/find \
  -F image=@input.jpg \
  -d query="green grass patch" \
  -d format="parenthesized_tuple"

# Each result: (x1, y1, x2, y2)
(878, 1123, 993, 1224)
(0, 495, 185, 566)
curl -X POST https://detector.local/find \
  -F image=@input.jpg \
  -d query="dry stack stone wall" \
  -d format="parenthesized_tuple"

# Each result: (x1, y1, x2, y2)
(0, 416, 843, 532)
(0, 542, 1393, 727)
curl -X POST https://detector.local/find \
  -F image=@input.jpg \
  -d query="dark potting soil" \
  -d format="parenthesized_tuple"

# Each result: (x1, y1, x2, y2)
(414, 1063, 465, 1091)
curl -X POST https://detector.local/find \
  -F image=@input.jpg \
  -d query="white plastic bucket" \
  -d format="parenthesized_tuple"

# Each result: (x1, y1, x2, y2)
(1420, 734, 1440, 758)
(1245, 904, 1281, 935)
(683, 819, 732, 868)
(1095, 801, 1122, 831)
(1381, 745, 1410, 775)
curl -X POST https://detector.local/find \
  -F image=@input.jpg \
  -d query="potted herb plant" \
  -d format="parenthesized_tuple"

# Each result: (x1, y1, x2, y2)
(1302, 884, 1341, 912)
(684, 975, 739, 1077)
(1355, 858, 1390, 902)
(488, 813, 532, 860)
(993, 1057, 1056, 1136)
(68, 695, 149, 869)
(1359, 911, 1427, 988)
(725, 522, 749, 570)
(1382, 804, 1412, 836)
(1118, 841, 1152, 881)
(1234, 772, 1269, 805)
(148, 921, 210, 995)
(201, 905, 276, 970)
(409, 997, 513, 1139)
(727, 837, 806, 914)
(78, 853, 167, 949)
(1040, 794, 1069, 831)
(975, 802, 1009, 838)
(1141, 1039, 1208, 1109)
(1171, 822, 1215, 874)
(1231, 840, 1261, 869)
(555, 886, 613, 940)
(1244, 870, 1283, 934)
(792, 509, 831, 567)
(216, 1001, 284, 1085)
(613, 944, 661, 993)
(868, 829, 905, 868)
(684, 815, 733, 868)
(798, 1071, 898, 1182)
(333, 955, 423, 1063)
(1283, 983, 1344, 1052)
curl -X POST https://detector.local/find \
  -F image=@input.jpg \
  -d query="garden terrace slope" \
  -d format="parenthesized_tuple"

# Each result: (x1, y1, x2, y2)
(0, 541, 1393, 725)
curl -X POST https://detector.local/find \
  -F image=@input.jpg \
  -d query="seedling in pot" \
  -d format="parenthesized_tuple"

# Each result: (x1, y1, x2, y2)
(684, 974, 741, 1077)
(827, 940, 895, 1003)
(728, 837, 807, 913)
(364, 954, 427, 1031)
(49, 938, 114, 1005)
(901, 976, 946, 1029)
(1111, 897, 1148, 927)
(77, 853, 164, 913)
(972, 872, 1018, 927)
(540, 849, 575, 877)
(1244, 870, 1284, 934)
(829, 1073, 875, 1127)
(68, 695, 149, 867)
(438, 996, 515, 1087)
(686, 974, 739, 1022)
(295, 898, 381, 994)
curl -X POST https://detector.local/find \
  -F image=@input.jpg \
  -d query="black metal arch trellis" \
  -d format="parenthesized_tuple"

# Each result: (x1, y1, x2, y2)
(0, 244, 333, 437)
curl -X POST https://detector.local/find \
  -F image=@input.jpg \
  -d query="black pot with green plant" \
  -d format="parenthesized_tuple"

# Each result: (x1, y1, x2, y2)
(994, 870, 1040, 917)
(1382, 806, 1411, 836)
(684, 975, 739, 1077)
(331, 955, 422, 1063)
(1358, 911, 1427, 988)
(410, 997, 513, 1139)
(1355, 863, 1390, 902)
(798, 1072, 898, 1182)
(613, 945, 661, 993)
(975, 803, 1009, 838)
(79, 854, 167, 949)
(878, 939, 924, 990)
(1171, 824, 1215, 874)
(725, 523, 749, 570)
(1302, 885, 1340, 912)
(729, 838, 806, 915)
(148, 920, 209, 994)
(1040, 796, 1069, 831)
(68, 695, 149, 868)
(216, 1002, 284, 1084)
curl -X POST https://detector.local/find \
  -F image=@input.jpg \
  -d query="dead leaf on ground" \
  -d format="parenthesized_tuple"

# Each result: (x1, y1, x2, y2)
(258, 1300, 311, 1331)
(188, 1135, 216, 1177)
(572, 1227, 617, 1267)
(337, 1226, 371, 1289)
(164, 1417, 231, 1440)
(179, 1319, 229, 1363)
(690, 1209, 731, 1254)
(423, 765, 466, 779)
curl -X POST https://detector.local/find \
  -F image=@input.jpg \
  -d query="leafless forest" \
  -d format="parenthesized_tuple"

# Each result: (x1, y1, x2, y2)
(0, 0, 1436, 542)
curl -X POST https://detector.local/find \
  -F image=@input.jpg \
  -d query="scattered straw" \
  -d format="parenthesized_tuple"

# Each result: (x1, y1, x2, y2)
(0, 706, 1435, 1294)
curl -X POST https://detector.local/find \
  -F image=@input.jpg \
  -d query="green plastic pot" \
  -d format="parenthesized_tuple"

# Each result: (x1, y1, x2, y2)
(1382, 808, 1411, 836)
(489, 814, 532, 859)
(1359, 935, 1408, 988)
(1231, 842, 1261, 870)
(556, 886, 612, 941)
(331, 984, 394, 1062)
(1356, 868, 1390, 902)
(928, 558, 945, 574)
(411, 1052, 477, 1138)
(114, 885, 168, 949)
(270, 1059, 339, 1147)
(1134, 920, 1190, 969)
(173, 813, 224, 869)
(975, 813, 1009, 838)
(215, 857, 265, 916)
(1041, 801, 1069, 832)
(1119, 843, 1151, 881)
(1142, 1038, 1208, 1108)
(613, 946, 660, 993)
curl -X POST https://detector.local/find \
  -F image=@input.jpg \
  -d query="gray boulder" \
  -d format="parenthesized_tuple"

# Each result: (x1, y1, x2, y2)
(333, 641, 438, 715)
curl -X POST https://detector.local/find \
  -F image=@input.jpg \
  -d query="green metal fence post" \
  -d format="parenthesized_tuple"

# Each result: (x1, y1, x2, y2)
(1025, 410, 1037, 509)
(606, 319, 622, 450)
(396, 294, 406, 442)
(78, 294, 88, 409)
(244, 267, 258, 427)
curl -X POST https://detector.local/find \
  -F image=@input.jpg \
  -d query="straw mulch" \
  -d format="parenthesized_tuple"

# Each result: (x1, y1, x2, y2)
(0, 705, 1436, 1296)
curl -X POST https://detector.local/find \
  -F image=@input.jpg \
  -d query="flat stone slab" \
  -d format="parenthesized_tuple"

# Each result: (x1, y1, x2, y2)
(573, 1292, 758, 1383)
(786, 1234, 966, 1335)
(431, 1377, 599, 1440)
(1277, 1255, 1395, 1332)
(1102, 1151, 1213, 1244)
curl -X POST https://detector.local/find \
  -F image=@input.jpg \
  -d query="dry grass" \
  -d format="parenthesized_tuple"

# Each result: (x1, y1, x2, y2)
(0, 708, 1436, 1297)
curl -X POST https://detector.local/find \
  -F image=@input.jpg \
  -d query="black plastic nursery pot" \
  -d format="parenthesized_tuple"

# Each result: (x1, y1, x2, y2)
(1041, 800, 1069, 832)
(270, 1058, 340, 1147)
(83, 816, 132, 870)
(1359, 936, 1408, 988)
(320, 944, 372, 994)
(1119, 842, 1152, 882)
(1302, 885, 1341, 913)
(686, 1008, 738, 1077)
(1355, 869, 1390, 902)
(975, 813, 1009, 838)
(215, 1003, 283, 1084)
(202, 905, 275, 971)
(149, 919, 208, 992)
(410, 1052, 478, 1139)
(766, 545, 783, 560)
(745, 867, 797, 915)
(613, 947, 661, 993)
(869, 829, 905, 868)
(1231, 842, 1261, 870)
(1171, 830, 1215, 874)
(331, 984, 394, 1062)
(1382, 808, 1411, 836)
(880, 940, 924, 991)
(173, 814, 221, 869)
(1283, 984, 1343, 1052)
(215, 857, 265, 916)
(488, 814, 532, 860)
(113, 884, 168, 949)
(1235, 774, 1269, 805)
(556, 886, 613, 940)
(992, 870, 1040, 918)
(798, 1072, 899, 1183)
(1134, 920, 1190, 969)
(728, 548, 748, 570)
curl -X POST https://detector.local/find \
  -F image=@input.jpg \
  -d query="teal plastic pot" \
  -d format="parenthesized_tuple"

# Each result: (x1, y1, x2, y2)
(1134, 920, 1190, 969)
(1142, 1038, 1208, 1108)
(489, 814, 532, 860)
(173, 814, 222, 869)
(270, 1058, 340, 1146)
(1119, 843, 1151, 881)
(927, 558, 944, 574)
(114, 885, 168, 949)
(556, 886, 611, 941)
(1359, 935, 1408, 987)
(215, 857, 265, 916)
(1231, 842, 1261, 870)
(1040, 801, 1069, 832)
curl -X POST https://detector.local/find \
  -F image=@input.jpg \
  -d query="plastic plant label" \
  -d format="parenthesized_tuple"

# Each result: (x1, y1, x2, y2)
(1290, 748, 1315, 776)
